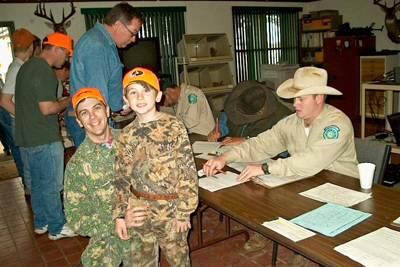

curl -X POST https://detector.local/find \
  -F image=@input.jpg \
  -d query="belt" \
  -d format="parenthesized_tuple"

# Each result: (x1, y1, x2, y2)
(130, 185, 178, 200)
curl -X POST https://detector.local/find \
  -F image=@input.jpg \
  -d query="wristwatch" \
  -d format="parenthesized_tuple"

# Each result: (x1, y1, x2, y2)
(261, 163, 270, 175)
(116, 214, 125, 219)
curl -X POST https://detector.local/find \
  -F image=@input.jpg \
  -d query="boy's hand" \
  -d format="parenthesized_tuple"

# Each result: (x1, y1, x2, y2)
(207, 130, 221, 142)
(115, 218, 130, 240)
(173, 219, 191, 233)
(125, 197, 148, 228)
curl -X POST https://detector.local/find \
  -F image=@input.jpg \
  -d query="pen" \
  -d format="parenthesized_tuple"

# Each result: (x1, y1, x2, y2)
(202, 162, 227, 175)
(216, 118, 219, 134)
(211, 175, 218, 179)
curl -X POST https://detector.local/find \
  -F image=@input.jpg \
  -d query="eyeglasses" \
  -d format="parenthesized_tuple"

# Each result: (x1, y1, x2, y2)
(121, 21, 138, 38)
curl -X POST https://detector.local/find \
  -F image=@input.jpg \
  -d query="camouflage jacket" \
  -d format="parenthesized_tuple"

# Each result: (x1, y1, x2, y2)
(64, 129, 121, 238)
(113, 113, 198, 223)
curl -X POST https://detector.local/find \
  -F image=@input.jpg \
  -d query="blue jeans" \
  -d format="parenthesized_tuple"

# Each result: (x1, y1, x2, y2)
(65, 111, 86, 148)
(20, 142, 65, 234)
(0, 107, 27, 190)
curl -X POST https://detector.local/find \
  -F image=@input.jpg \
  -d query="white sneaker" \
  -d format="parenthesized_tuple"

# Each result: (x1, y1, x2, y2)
(48, 225, 78, 241)
(34, 225, 48, 234)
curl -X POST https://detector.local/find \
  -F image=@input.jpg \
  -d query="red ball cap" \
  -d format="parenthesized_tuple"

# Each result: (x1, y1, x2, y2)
(12, 28, 34, 48)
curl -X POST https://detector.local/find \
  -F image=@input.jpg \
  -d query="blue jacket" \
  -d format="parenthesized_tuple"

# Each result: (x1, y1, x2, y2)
(69, 22, 124, 112)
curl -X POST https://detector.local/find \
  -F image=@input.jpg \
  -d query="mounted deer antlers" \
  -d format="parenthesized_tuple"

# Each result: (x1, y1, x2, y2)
(374, 0, 400, 43)
(34, 1, 76, 34)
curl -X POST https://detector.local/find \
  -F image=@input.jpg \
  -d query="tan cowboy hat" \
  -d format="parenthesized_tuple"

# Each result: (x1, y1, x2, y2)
(224, 81, 277, 125)
(276, 67, 342, 99)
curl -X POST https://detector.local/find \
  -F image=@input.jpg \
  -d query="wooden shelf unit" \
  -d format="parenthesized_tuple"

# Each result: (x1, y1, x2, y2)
(300, 15, 342, 66)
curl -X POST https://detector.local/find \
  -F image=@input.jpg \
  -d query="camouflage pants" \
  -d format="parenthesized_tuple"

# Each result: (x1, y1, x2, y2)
(131, 219, 190, 267)
(81, 235, 133, 267)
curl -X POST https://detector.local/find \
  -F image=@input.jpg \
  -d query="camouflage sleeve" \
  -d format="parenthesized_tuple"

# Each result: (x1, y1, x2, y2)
(112, 138, 131, 220)
(64, 160, 114, 238)
(175, 123, 199, 222)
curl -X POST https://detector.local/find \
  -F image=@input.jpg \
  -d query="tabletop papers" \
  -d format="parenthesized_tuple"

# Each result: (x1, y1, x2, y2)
(262, 217, 316, 242)
(391, 215, 400, 227)
(299, 182, 372, 207)
(334, 227, 400, 267)
(198, 171, 241, 192)
(291, 203, 371, 237)
(192, 141, 220, 154)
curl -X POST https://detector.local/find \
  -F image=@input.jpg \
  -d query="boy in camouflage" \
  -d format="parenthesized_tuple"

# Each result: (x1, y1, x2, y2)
(113, 67, 198, 267)
(64, 87, 148, 266)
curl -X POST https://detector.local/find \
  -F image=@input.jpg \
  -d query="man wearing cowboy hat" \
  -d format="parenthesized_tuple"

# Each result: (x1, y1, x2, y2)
(204, 66, 358, 180)
(207, 80, 292, 145)
(204, 67, 358, 264)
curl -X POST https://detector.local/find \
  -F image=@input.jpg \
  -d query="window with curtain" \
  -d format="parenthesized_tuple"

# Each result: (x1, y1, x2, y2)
(232, 6, 302, 83)
(81, 7, 186, 83)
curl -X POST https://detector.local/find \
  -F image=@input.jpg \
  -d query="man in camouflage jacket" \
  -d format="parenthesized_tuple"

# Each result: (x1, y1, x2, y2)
(64, 87, 147, 266)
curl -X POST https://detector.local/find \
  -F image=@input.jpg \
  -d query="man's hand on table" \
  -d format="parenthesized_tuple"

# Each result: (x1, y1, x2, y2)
(236, 164, 264, 183)
(220, 136, 246, 146)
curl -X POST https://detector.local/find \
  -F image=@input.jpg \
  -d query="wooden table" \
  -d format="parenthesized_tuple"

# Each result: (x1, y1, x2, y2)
(191, 148, 400, 266)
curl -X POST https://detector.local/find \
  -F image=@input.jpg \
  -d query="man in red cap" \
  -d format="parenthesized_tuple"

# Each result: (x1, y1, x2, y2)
(0, 28, 35, 197)
(15, 32, 77, 240)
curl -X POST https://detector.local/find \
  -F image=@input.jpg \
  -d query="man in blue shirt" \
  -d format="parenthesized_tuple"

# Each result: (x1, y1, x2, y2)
(67, 3, 143, 147)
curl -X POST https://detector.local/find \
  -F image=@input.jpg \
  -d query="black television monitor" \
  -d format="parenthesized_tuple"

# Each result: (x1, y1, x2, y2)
(119, 37, 161, 75)
(388, 112, 400, 145)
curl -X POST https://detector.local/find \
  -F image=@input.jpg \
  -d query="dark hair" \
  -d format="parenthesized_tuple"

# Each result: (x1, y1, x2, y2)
(42, 43, 54, 52)
(124, 80, 157, 95)
(33, 36, 41, 51)
(104, 3, 143, 26)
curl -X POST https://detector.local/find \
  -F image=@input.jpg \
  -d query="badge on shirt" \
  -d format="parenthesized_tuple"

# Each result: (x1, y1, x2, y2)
(188, 93, 197, 104)
(323, 125, 340, 139)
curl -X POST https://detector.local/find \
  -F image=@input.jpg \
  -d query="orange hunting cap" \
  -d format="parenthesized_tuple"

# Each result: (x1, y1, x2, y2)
(72, 87, 106, 109)
(43, 32, 73, 56)
(12, 28, 35, 48)
(123, 67, 160, 91)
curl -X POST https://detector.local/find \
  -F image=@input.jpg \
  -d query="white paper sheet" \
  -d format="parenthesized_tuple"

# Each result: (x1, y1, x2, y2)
(192, 141, 221, 154)
(254, 174, 311, 189)
(198, 171, 241, 192)
(195, 153, 214, 161)
(228, 158, 274, 172)
(262, 217, 316, 242)
(299, 183, 372, 207)
(215, 145, 235, 155)
(334, 227, 400, 267)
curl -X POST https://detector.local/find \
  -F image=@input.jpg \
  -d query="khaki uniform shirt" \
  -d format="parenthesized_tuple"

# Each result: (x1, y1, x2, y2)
(224, 104, 359, 178)
(174, 83, 215, 136)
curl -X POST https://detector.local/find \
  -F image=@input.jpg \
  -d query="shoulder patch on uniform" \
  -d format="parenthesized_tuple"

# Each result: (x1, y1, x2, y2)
(188, 93, 197, 104)
(323, 125, 340, 139)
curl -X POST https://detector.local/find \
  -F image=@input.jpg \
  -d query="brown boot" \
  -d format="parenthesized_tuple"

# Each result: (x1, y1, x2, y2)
(286, 254, 309, 267)
(243, 233, 270, 252)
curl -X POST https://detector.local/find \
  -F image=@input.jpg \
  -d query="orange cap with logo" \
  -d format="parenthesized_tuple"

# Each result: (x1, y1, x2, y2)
(72, 87, 106, 109)
(123, 67, 160, 91)
(12, 28, 35, 49)
(43, 32, 73, 56)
